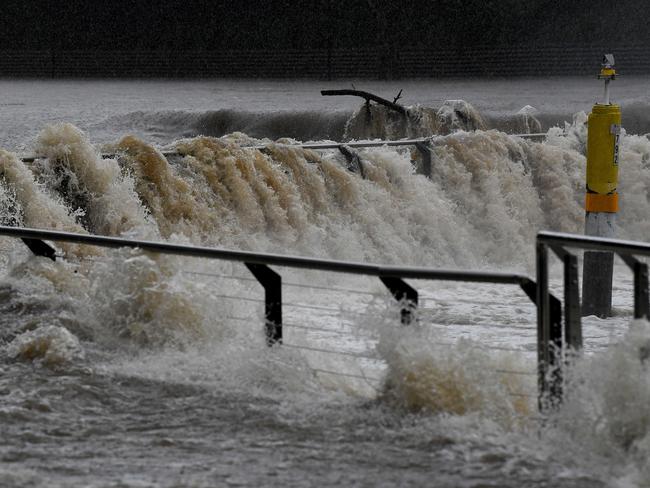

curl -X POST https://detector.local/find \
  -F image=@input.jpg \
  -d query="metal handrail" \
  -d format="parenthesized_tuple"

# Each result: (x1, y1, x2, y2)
(17, 133, 548, 163)
(1, 225, 560, 409)
(536, 230, 650, 407)
(0, 226, 535, 285)
(539, 230, 650, 257)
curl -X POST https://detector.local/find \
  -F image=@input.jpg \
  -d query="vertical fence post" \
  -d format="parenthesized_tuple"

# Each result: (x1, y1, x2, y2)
(338, 145, 366, 178)
(550, 245, 582, 350)
(633, 261, 650, 319)
(536, 241, 564, 408)
(379, 276, 418, 325)
(414, 141, 433, 177)
(563, 252, 582, 349)
(536, 241, 550, 407)
(245, 263, 282, 346)
(548, 293, 563, 405)
(538, 240, 566, 408)
(20, 238, 57, 261)
(620, 255, 650, 320)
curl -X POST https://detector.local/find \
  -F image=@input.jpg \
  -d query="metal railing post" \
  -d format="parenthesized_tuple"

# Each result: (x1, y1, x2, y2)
(634, 261, 650, 319)
(379, 276, 418, 325)
(548, 291, 563, 406)
(563, 252, 582, 349)
(414, 141, 433, 177)
(245, 263, 282, 346)
(536, 241, 554, 408)
(338, 145, 366, 178)
(620, 255, 650, 319)
(550, 245, 582, 350)
(20, 238, 56, 261)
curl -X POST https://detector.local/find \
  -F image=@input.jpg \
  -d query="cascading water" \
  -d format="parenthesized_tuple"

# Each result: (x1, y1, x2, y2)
(2, 84, 650, 486)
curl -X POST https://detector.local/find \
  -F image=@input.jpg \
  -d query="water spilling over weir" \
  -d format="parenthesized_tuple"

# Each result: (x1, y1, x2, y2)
(3, 82, 650, 486)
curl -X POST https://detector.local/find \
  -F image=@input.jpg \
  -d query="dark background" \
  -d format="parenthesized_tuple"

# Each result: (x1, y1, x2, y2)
(0, 1, 647, 78)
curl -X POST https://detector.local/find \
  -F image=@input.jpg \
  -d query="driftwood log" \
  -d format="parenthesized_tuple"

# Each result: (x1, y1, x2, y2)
(321, 89, 409, 117)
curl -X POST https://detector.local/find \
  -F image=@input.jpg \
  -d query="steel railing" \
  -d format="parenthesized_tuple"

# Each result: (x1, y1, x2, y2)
(18, 133, 548, 176)
(14, 226, 650, 411)
(536, 230, 650, 406)
(0, 225, 556, 407)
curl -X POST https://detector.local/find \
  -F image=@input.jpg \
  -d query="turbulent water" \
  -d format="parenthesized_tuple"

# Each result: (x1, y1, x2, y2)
(1, 79, 650, 486)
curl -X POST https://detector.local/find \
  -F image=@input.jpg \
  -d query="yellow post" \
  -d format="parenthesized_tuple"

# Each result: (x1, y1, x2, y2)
(582, 54, 620, 318)
(585, 103, 621, 213)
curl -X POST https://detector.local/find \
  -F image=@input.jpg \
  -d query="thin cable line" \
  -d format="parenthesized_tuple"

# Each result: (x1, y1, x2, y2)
(284, 322, 352, 335)
(311, 368, 382, 382)
(282, 343, 380, 360)
(433, 342, 531, 354)
(181, 270, 257, 282)
(285, 301, 381, 318)
(211, 294, 263, 304)
(283, 280, 382, 297)
(493, 369, 536, 376)
(508, 392, 535, 398)
(422, 320, 534, 331)
(225, 315, 254, 322)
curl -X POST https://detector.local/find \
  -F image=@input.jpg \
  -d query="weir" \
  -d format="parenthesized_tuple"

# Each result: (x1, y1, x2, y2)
(16, 134, 548, 165)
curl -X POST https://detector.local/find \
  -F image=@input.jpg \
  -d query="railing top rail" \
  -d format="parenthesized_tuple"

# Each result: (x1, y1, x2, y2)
(538, 230, 650, 257)
(17, 133, 548, 163)
(0, 226, 533, 286)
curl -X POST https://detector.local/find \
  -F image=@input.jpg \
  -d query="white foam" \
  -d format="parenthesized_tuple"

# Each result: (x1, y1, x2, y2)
(6, 325, 84, 368)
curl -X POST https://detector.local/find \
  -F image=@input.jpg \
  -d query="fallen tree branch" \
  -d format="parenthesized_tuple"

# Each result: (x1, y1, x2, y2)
(321, 89, 409, 116)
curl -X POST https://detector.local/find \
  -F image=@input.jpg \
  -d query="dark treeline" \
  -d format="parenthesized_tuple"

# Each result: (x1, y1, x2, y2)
(1, 0, 647, 51)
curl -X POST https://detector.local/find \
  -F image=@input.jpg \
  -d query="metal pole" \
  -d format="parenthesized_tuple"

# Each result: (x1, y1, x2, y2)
(245, 263, 282, 346)
(536, 241, 551, 408)
(379, 276, 418, 325)
(620, 254, 650, 320)
(582, 54, 619, 318)
(550, 245, 582, 350)
(414, 141, 433, 177)
(563, 252, 582, 349)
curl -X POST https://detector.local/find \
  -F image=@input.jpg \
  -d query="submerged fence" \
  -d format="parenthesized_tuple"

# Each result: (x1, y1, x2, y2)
(1, 225, 554, 409)
(18, 134, 548, 180)
(536, 231, 650, 395)
(3, 225, 649, 411)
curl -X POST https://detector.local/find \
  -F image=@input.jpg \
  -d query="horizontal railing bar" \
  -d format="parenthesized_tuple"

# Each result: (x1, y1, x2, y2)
(257, 134, 546, 151)
(154, 268, 383, 297)
(538, 231, 650, 257)
(17, 133, 547, 163)
(0, 226, 535, 286)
